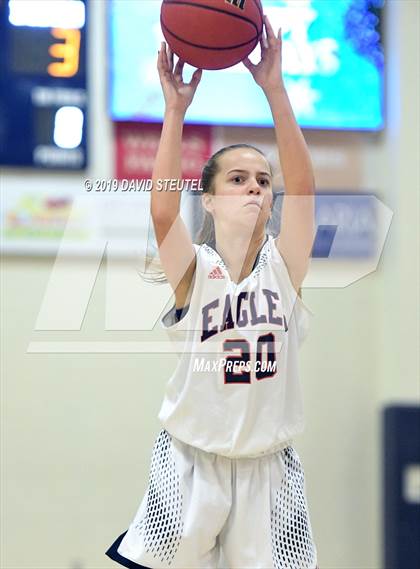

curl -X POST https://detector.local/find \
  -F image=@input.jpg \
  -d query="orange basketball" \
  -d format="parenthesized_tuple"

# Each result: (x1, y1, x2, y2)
(160, 0, 264, 70)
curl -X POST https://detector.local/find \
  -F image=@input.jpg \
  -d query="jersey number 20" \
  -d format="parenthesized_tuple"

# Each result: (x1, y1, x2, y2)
(223, 332, 277, 383)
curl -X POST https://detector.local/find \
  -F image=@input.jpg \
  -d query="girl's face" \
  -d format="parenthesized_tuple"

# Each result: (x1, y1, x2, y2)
(203, 148, 273, 229)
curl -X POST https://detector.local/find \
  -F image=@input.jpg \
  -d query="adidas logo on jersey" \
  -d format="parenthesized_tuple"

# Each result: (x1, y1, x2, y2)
(208, 266, 225, 279)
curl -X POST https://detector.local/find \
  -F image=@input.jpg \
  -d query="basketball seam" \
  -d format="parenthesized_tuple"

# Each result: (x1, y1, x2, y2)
(161, 19, 259, 52)
(162, 0, 263, 38)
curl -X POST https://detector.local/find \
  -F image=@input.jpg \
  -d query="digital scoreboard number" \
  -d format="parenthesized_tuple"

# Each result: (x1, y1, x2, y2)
(0, 0, 87, 169)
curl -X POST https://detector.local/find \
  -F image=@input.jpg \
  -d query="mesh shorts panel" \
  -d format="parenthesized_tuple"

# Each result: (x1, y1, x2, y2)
(271, 446, 317, 569)
(135, 430, 184, 565)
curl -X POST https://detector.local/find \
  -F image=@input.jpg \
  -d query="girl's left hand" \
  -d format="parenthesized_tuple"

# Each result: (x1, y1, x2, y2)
(243, 15, 283, 93)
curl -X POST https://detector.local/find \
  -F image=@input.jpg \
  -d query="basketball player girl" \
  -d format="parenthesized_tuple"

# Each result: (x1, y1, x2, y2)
(106, 15, 319, 569)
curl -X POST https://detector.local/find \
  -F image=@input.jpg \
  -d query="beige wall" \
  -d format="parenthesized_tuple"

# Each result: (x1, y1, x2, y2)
(1, 1, 419, 568)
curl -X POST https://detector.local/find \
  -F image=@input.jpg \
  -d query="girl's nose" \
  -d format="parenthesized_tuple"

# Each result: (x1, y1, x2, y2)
(248, 180, 261, 194)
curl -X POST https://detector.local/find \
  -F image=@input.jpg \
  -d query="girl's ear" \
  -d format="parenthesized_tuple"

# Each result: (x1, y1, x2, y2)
(202, 193, 214, 214)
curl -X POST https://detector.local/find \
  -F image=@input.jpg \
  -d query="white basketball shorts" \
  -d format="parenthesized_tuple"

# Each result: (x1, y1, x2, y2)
(106, 428, 318, 569)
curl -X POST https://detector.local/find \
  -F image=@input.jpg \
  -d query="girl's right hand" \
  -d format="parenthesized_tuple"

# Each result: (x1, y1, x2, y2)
(157, 41, 203, 114)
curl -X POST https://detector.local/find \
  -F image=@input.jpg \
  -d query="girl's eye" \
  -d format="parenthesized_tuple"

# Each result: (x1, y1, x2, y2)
(259, 179, 270, 186)
(232, 176, 244, 183)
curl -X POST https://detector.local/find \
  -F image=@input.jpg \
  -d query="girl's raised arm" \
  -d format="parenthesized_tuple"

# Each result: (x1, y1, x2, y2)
(243, 17, 315, 294)
(151, 43, 202, 308)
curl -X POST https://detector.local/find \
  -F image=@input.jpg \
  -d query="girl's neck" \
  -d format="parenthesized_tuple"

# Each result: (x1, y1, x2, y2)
(214, 232, 267, 283)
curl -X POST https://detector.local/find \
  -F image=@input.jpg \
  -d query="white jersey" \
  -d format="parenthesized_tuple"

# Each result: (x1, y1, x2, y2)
(158, 234, 314, 459)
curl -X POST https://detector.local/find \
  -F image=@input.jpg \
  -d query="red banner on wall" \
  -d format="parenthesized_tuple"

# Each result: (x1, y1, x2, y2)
(115, 122, 212, 180)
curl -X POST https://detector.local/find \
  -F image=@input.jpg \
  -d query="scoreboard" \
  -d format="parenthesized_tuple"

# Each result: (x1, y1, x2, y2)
(0, 0, 87, 169)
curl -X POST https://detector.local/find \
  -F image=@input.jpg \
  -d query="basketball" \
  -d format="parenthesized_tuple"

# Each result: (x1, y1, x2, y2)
(160, 0, 264, 70)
